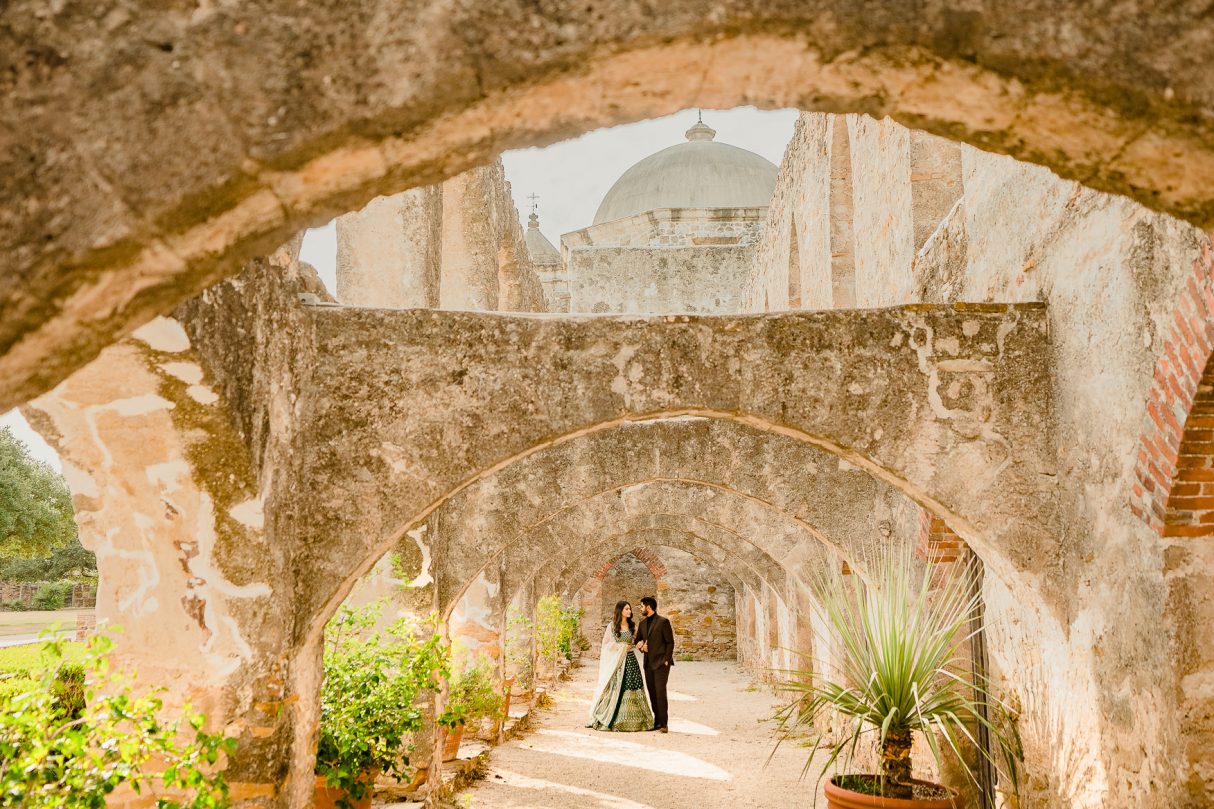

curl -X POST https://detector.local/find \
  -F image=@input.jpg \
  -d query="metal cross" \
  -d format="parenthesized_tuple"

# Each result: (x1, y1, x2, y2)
(527, 192, 540, 213)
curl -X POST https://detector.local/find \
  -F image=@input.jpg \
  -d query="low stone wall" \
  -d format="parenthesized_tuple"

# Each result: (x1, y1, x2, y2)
(0, 582, 96, 609)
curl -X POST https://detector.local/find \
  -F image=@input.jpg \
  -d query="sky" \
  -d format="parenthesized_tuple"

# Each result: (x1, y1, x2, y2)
(8, 106, 799, 472)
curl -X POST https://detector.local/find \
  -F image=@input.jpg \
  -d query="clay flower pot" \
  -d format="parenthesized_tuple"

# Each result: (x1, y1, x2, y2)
(314, 773, 374, 809)
(441, 724, 465, 761)
(824, 776, 960, 809)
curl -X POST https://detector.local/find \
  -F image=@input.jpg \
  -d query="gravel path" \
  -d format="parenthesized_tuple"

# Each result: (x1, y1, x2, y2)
(460, 661, 816, 808)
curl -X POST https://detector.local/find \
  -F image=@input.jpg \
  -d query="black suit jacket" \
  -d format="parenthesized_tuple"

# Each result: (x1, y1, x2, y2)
(636, 613, 674, 669)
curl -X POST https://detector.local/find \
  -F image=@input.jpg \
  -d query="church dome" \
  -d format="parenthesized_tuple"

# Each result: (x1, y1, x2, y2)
(592, 118, 779, 225)
(524, 210, 561, 265)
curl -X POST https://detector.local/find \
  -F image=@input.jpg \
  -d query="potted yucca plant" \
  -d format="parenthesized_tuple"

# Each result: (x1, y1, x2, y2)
(776, 545, 1021, 808)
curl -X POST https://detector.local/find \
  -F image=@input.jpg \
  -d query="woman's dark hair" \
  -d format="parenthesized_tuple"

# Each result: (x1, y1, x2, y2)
(612, 600, 635, 639)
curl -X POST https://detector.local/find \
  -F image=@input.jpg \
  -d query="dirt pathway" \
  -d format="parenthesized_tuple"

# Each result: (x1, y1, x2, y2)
(459, 661, 815, 808)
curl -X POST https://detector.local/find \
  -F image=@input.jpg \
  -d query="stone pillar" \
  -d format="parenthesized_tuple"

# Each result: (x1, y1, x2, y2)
(336, 187, 442, 308)
(26, 321, 294, 807)
(829, 115, 857, 308)
(439, 169, 500, 311)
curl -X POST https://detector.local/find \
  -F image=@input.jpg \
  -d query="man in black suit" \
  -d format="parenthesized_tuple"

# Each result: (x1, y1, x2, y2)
(634, 595, 674, 732)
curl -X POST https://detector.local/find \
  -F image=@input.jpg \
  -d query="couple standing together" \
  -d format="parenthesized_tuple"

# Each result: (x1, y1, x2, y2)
(587, 596, 674, 733)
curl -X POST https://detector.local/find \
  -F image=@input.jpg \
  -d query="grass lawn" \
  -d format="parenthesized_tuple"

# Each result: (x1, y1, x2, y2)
(0, 641, 86, 671)
(0, 608, 90, 639)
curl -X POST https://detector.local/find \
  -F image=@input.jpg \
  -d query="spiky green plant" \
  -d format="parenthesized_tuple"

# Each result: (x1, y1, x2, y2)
(775, 544, 1021, 801)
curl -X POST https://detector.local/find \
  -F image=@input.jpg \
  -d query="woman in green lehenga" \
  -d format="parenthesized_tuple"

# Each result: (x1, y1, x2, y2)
(587, 600, 655, 732)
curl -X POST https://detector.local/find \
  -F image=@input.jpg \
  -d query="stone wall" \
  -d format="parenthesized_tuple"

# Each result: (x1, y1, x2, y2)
(336, 159, 547, 313)
(0, 582, 96, 609)
(562, 208, 767, 250)
(589, 546, 737, 661)
(657, 546, 737, 661)
(757, 109, 1213, 808)
(567, 245, 755, 313)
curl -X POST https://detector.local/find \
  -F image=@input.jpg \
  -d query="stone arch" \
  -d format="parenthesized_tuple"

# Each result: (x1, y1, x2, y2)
(299, 302, 1054, 640)
(7, 4, 1213, 410)
(431, 459, 899, 621)
(1134, 246, 1214, 805)
(591, 547, 668, 582)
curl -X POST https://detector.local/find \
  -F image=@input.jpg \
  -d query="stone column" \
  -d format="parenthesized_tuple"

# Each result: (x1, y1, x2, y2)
(336, 187, 442, 308)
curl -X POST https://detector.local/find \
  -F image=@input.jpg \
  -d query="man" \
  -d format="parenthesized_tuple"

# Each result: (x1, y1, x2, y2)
(634, 595, 674, 732)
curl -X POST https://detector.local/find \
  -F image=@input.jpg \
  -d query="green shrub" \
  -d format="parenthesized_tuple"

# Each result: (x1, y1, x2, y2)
(558, 604, 584, 660)
(0, 634, 236, 808)
(31, 581, 73, 610)
(505, 608, 533, 690)
(0, 601, 27, 612)
(318, 602, 452, 809)
(447, 655, 502, 728)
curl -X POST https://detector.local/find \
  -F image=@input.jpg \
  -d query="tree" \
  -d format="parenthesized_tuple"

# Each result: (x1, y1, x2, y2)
(0, 427, 77, 559)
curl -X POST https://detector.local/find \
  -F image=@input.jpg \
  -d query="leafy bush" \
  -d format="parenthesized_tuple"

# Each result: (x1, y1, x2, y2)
(31, 581, 73, 610)
(504, 608, 533, 691)
(317, 602, 452, 809)
(446, 655, 502, 728)
(0, 601, 27, 612)
(534, 595, 563, 676)
(535, 596, 584, 674)
(558, 604, 584, 660)
(0, 634, 236, 808)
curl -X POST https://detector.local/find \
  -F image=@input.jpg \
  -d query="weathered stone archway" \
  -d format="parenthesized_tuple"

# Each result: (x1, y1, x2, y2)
(5, 1, 1214, 412)
(24, 254, 1055, 806)
(301, 300, 1053, 636)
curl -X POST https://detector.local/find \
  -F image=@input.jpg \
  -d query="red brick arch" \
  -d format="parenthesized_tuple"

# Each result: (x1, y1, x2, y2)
(592, 547, 668, 581)
(1132, 244, 1214, 530)
(1129, 242, 1214, 802)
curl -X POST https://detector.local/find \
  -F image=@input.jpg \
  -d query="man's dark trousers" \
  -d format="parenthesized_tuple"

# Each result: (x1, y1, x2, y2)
(646, 662, 670, 729)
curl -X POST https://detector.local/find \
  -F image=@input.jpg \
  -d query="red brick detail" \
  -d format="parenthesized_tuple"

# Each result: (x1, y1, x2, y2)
(1133, 244, 1214, 534)
(591, 547, 668, 580)
(916, 510, 966, 563)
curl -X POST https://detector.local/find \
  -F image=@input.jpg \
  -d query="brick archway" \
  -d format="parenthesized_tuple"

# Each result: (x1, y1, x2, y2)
(592, 547, 668, 582)
(1132, 242, 1214, 804)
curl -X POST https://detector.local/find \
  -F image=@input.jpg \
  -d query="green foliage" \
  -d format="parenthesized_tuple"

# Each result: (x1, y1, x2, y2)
(446, 655, 502, 728)
(0, 540, 96, 584)
(558, 604, 584, 660)
(0, 428, 77, 559)
(534, 595, 563, 671)
(504, 608, 533, 690)
(0, 633, 236, 807)
(0, 641, 85, 674)
(31, 581, 74, 611)
(774, 546, 1022, 800)
(535, 596, 583, 673)
(318, 602, 452, 809)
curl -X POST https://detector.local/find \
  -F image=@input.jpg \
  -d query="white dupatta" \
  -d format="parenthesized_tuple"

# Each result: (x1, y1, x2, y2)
(587, 623, 649, 724)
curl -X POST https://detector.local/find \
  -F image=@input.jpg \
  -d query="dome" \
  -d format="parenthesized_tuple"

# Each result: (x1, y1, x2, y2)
(524, 211, 561, 265)
(592, 119, 779, 225)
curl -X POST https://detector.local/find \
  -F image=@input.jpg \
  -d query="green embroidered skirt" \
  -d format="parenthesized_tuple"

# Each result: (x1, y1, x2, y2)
(589, 650, 654, 731)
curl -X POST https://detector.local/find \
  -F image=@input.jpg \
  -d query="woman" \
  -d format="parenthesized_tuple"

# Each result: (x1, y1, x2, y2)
(587, 600, 654, 731)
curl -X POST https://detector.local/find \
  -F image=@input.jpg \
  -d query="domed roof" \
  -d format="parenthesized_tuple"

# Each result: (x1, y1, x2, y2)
(524, 211, 561, 265)
(592, 118, 779, 225)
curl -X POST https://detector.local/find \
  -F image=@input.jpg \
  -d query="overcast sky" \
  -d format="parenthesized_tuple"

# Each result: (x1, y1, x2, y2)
(7, 106, 799, 471)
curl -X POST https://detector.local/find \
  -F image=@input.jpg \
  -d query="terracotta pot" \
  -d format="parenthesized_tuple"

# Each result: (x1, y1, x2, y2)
(824, 776, 960, 809)
(314, 774, 373, 809)
(441, 724, 465, 761)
